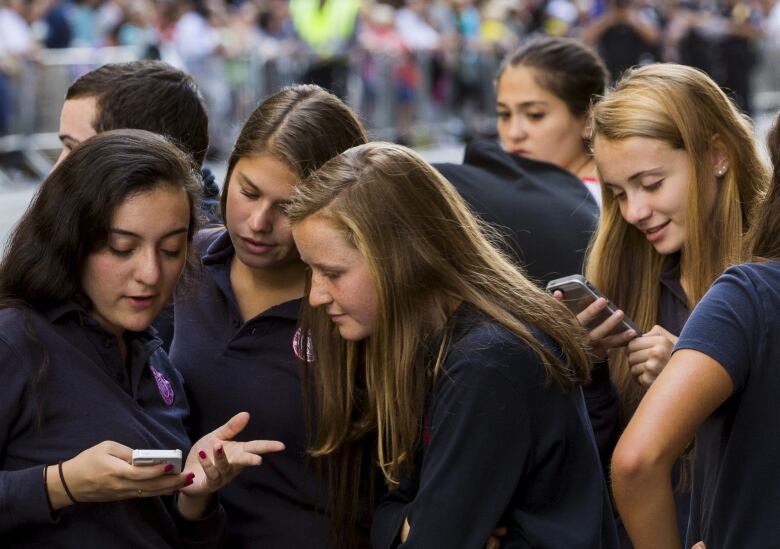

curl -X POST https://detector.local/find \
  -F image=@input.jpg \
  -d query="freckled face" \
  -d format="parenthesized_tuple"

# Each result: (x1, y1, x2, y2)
(81, 186, 190, 336)
(292, 215, 378, 341)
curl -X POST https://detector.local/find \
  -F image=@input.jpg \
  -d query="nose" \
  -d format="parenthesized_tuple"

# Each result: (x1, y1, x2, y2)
(247, 202, 273, 233)
(308, 272, 333, 308)
(134, 248, 161, 287)
(507, 115, 528, 142)
(622, 193, 653, 226)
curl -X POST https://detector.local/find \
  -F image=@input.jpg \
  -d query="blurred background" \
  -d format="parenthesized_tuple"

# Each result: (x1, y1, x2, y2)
(2, 0, 780, 241)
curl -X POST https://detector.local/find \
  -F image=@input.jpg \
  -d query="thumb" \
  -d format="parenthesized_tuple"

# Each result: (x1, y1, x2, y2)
(213, 412, 250, 441)
(691, 542, 706, 549)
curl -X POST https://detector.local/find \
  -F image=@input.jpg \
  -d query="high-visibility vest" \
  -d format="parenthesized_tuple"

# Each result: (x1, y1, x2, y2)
(289, 0, 361, 58)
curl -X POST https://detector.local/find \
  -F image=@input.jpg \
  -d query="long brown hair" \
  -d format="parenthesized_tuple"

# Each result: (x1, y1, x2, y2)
(288, 142, 592, 547)
(588, 64, 768, 419)
(747, 111, 780, 260)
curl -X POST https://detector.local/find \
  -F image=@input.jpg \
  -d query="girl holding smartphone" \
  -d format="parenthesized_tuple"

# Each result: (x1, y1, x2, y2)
(170, 85, 368, 548)
(0, 130, 283, 546)
(288, 142, 618, 548)
(611, 112, 780, 548)
(570, 63, 767, 541)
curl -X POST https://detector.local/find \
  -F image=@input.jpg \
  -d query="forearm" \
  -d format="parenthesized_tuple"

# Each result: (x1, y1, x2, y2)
(612, 462, 681, 549)
(0, 466, 59, 531)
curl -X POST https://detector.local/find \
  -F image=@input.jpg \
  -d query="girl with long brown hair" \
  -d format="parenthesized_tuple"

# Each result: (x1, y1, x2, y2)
(288, 142, 618, 548)
(611, 111, 780, 548)
(563, 63, 767, 541)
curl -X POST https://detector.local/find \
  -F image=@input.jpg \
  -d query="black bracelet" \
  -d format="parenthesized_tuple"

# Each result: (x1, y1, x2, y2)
(43, 465, 55, 512)
(58, 460, 79, 504)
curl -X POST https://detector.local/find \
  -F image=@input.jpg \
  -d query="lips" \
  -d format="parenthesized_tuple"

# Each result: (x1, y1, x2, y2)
(641, 220, 671, 243)
(241, 237, 275, 253)
(643, 220, 670, 234)
(125, 295, 157, 309)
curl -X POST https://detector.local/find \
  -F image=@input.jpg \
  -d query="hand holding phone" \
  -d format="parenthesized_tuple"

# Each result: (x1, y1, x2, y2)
(131, 449, 182, 474)
(546, 275, 642, 336)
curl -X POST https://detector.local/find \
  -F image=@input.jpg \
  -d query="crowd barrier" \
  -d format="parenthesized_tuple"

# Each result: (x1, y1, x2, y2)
(2, 39, 779, 182)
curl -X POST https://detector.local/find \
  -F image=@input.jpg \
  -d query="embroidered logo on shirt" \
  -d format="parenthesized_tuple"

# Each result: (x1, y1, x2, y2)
(150, 366, 175, 406)
(292, 328, 314, 363)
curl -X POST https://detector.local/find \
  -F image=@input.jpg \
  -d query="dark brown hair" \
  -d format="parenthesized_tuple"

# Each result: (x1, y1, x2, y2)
(748, 111, 780, 260)
(497, 36, 609, 117)
(0, 129, 202, 421)
(66, 60, 209, 166)
(220, 84, 368, 220)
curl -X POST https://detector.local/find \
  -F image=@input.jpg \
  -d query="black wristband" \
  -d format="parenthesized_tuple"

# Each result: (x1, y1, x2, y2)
(58, 460, 79, 504)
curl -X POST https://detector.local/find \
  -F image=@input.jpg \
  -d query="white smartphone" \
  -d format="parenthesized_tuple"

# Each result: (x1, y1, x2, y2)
(131, 449, 182, 474)
(546, 274, 642, 336)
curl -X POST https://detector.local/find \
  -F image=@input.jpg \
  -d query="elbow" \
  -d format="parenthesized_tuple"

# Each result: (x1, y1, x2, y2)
(611, 438, 670, 498)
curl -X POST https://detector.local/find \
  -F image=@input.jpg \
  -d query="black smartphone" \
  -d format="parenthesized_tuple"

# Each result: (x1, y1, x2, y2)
(546, 274, 642, 336)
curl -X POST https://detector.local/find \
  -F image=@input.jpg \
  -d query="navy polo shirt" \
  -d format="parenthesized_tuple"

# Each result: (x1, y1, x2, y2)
(171, 229, 329, 548)
(371, 305, 618, 549)
(0, 304, 224, 547)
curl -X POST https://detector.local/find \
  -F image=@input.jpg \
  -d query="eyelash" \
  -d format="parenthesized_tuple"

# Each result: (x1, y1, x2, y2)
(109, 248, 182, 258)
(643, 180, 663, 191)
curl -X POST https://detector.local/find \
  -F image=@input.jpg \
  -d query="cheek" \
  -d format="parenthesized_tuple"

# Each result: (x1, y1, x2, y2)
(82, 256, 123, 303)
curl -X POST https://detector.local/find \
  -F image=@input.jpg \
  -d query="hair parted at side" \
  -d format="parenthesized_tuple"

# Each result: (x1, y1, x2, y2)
(497, 35, 609, 117)
(748, 111, 780, 260)
(287, 141, 591, 517)
(66, 60, 209, 166)
(0, 129, 202, 313)
(220, 84, 368, 220)
(588, 63, 768, 419)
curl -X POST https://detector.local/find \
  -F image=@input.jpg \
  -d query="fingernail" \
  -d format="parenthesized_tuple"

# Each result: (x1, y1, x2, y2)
(187, 472, 195, 480)
(198, 450, 206, 459)
(184, 478, 193, 486)
(216, 446, 223, 455)
(164, 464, 173, 473)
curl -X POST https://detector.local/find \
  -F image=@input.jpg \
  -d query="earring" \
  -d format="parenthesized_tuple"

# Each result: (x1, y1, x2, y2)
(717, 166, 727, 177)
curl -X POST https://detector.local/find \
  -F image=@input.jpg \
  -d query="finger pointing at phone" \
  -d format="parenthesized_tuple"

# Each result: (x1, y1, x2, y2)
(177, 412, 285, 519)
(627, 325, 678, 387)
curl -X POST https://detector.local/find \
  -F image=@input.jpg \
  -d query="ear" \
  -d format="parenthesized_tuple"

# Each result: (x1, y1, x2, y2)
(580, 112, 593, 141)
(711, 133, 729, 178)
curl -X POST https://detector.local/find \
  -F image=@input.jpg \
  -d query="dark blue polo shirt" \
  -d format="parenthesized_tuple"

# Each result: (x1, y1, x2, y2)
(170, 228, 329, 548)
(0, 304, 224, 547)
(370, 305, 618, 549)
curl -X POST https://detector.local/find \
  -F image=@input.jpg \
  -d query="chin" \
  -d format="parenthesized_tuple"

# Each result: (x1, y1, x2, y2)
(337, 325, 371, 342)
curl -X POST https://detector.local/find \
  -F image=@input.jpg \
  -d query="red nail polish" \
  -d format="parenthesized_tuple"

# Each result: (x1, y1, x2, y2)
(198, 450, 206, 459)
(187, 472, 195, 480)
(184, 478, 193, 486)
(164, 464, 173, 473)
(216, 447, 224, 455)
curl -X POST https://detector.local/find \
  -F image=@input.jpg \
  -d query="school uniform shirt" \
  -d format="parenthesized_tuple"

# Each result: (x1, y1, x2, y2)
(675, 261, 780, 547)
(0, 303, 224, 548)
(434, 139, 599, 287)
(370, 304, 618, 549)
(170, 228, 329, 549)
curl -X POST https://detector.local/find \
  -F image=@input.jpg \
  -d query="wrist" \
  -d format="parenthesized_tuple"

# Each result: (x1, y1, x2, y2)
(177, 492, 213, 520)
(45, 463, 74, 510)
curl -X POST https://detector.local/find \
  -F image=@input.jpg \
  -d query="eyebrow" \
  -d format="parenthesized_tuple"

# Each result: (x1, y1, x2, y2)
(109, 228, 188, 239)
(626, 168, 664, 182)
(496, 100, 549, 109)
(238, 172, 259, 190)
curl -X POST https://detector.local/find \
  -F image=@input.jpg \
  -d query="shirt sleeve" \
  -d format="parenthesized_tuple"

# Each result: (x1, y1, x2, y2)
(675, 266, 764, 392)
(371, 339, 532, 549)
(0, 336, 58, 532)
(170, 494, 227, 549)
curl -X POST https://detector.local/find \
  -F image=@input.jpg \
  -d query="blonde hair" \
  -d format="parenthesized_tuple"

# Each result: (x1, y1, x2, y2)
(288, 142, 591, 547)
(588, 63, 768, 418)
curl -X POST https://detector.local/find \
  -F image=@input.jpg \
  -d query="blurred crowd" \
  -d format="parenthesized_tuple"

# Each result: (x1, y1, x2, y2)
(2, 0, 780, 148)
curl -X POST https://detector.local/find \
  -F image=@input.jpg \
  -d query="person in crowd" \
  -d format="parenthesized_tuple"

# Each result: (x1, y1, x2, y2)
(610, 111, 780, 548)
(0, 129, 284, 546)
(57, 60, 220, 225)
(288, 142, 619, 549)
(494, 35, 610, 204)
(58, 60, 221, 350)
(169, 84, 368, 548)
(566, 62, 767, 540)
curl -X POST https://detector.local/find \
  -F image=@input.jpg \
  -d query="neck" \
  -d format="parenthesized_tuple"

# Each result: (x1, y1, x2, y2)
(567, 153, 597, 181)
(230, 255, 307, 293)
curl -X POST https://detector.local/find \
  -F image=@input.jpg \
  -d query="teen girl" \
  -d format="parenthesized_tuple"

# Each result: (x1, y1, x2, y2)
(611, 112, 780, 548)
(288, 142, 619, 548)
(0, 130, 283, 546)
(495, 35, 609, 204)
(169, 84, 367, 547)
(566, 63, 767, 539)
